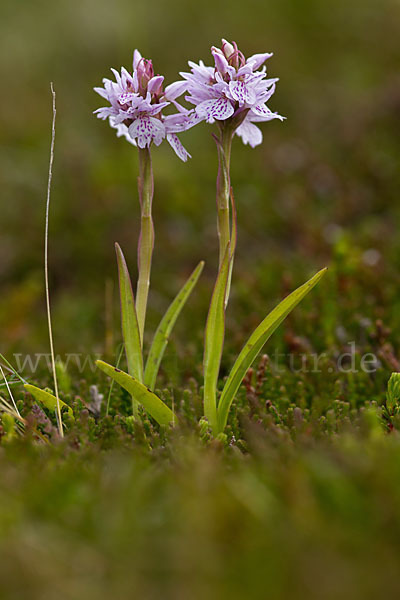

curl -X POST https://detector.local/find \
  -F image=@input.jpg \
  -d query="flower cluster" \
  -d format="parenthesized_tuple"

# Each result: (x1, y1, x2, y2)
(94, 50, 194, 161)
(94, 41, 284, 156)
(178, 39, 285, 147)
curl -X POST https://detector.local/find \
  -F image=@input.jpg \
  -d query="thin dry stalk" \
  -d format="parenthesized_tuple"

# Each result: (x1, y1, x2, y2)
(45, 82, 63, 437)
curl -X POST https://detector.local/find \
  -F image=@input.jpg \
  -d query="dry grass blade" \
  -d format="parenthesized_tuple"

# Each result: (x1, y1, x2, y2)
(45, 82, 63, 437)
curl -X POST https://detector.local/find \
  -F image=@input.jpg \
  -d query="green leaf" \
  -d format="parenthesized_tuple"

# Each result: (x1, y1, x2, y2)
(144, 261, 204, 390)
(203, 245, 231, 434)
(24, 384, 74, 420)
(96, 360, 175, 427)
(217, 268, 327, 433)
(115, 243, 144, 383)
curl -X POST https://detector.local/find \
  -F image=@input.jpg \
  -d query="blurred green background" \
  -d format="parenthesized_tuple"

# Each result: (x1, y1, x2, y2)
(1, 0, 400, 365)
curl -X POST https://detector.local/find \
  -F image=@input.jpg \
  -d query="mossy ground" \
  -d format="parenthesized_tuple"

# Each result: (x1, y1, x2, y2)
(2, 375, 400, 600)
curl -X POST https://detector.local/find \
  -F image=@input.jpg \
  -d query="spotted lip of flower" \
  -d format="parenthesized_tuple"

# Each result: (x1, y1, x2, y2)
(177, 39, 285, 147)
(94, 49, 198, 161)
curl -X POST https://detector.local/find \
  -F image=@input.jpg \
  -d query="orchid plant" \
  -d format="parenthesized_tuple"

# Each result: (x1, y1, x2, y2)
(92, 50, 205, 416)
(24, 42, 326, 438)
(173, 41, 326, 433)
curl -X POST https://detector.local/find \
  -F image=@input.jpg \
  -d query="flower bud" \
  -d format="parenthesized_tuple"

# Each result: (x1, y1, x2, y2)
(220, 40, 245, 70)
(221, 39, 235, 59)
(137, 58, 154, 95)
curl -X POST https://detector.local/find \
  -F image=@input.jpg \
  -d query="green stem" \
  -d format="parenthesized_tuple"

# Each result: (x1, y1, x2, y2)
(216, 126, 233, 267)
(216, 125, 235, 307)
(135, 147, 154, 347)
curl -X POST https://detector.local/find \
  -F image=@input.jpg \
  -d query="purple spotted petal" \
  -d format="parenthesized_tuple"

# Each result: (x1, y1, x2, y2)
(118, 91, 137, 105)
(251, 111, 286, 123)
(228, 80, 257, 106)
(184, 111, 203, 129)
(235, 119, 263, 147)
(164, 111, 194, 133)
(196, 97, 234, 123)
(128, 116, 166, 148)
(251, 101, 275, 118)
(147, 101, 169, 116)
(166, 134, 191, 162)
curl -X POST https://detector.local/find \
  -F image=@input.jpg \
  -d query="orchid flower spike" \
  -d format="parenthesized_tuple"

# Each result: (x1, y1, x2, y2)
(94, 50, 198, 161)
(177, 39, 285, 147)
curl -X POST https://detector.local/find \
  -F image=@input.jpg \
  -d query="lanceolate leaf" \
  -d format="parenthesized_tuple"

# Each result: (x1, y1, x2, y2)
(96, 360, 175, 426)
(217, 268, 327, 433)
(144, 261, 204, 390)
(115, 243, 144, 383)
(24, 384, 74, 420)
(203, 245, 231, 434)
